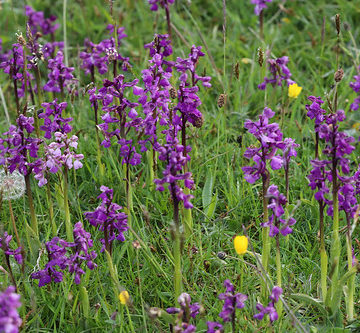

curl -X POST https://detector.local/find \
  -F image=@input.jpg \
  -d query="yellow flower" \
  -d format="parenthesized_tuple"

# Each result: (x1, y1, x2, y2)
(241, 58, 252, 64)
(234, 235, 248, 255)
(288, 83, 302, 98)
(281, 18, 291, 24)
(119, 290, 130, 305)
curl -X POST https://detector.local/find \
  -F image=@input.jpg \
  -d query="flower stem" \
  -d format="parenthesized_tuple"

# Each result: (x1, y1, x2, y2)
(125, 163, 132, 228)
(146, 149, 155, 188)
(63, 167, 73, 242)
(319, 203, 328, 301)
(25, 174, 38, 237)
(345, 216, 354, 321)
(261, 173, 270, 299)
(259, 10, 264, 40)
(171, 183, 182, 302)
(8, 200, 21, 248)
(275, 232, 283, 317)
(125, 304, 136, 333)
(329, 166, 340, 304)
(164, 3, 172, 42)
(136, 250, 148, 332)
(46, 181, 56, 236)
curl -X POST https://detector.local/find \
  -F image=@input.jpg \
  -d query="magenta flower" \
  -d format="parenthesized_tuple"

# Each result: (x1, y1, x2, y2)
(93, 74, 142, 166)
(0, 44, 35, 98)
(39, 99, 72, 139)
(0, 232, 23, 265)
(136, 34, 174, 153)
(84, 186, 128, 253)
(349, 66, 360, 111)
(261, 184, 296, 237)
(258, 56, 294, 90)
(80, 25, 129, 77)
(242, 107, 285, 184)
(206, 321, 223, 333)
(0, 115, 41, 176)
(166, 292, 199, 332)
(32, 132, 83, 187)
(254, 286, 282, 322)
(25, 5, 59, 36)
(305, 96, 327, 126)
(218, 280, 247, 323)
(154, 136, 194, 209)
(31, 223, 97, 287)
(43, 51, 75, 93)
(148, 0, 175, 11)
(0, 286, 22, 333)
(250, 0, 273, 16)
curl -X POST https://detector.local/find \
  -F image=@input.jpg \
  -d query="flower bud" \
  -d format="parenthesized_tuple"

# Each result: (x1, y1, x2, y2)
(334, 68, 344, 82)
(234, 62, 240, 80)
(335, 14, 341, 35)
(217, 94, 226, 108)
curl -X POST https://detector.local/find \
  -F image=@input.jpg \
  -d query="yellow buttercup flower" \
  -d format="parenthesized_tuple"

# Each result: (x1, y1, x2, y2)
(119, 290, 130, 305)
(234, 235, 248, 255)
(288, 83, 302, 98)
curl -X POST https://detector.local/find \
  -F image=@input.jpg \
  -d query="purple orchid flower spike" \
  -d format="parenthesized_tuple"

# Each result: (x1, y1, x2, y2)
(31, 223, 97, 287)
(80, 24, 129, 79)
(206, 321, 223, 333)
(166, 292, 200, 332)
(148, 0, 175, 11)
(25, 6, 59, 36)
(262, 184, 296, 237)
(0, 232, 23, 265)
(218, 279, 247, 323)
(43, 51, 75, 94)
(349, 66, 360, 111)
(242, 107, 285, 184)
(84, 186, 128, 254)
(254, 286, 282, 322)
(258, 56, 294, 90)
(0, 286, 22, 333)
(251, 0, 273, 16)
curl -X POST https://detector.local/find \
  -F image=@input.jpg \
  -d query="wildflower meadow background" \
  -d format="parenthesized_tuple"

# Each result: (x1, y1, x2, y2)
(0, 0, 359, 332)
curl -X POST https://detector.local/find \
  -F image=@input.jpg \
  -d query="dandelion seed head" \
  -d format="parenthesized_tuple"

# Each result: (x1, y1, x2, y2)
(0, 169, 25, 200)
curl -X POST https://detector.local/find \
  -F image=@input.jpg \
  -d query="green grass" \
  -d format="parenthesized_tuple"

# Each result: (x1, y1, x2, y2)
(0, 0, 360, 332)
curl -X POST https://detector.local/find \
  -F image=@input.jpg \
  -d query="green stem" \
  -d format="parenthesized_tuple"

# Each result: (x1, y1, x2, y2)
(105, 250, 121, 304)
(46, 181, 56, 236)
(329, 171, 340, 302)
(125, 164, 132, 229)
(63, 167, 73, 242)
(146, 149, 154, 188)
(8, 200, 21, 247)
(261, 172, 270, 299)
(25, 174, 38, 237)
(183, 187, 193, 238)
(319, 204, 327, 301)
(345, 219, 354, 321)
(136, 250, 148, 332)
(275, 232, 283, 317)
(125, 304, 136, 333)
(63, 0, 68, 66)
(171, 184, 182, 302)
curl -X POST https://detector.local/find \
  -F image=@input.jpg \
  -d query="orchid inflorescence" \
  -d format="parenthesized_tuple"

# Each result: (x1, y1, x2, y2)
(84, 186, 128, 254)
(0, 286, 22, 333)
(31, 222, 97, 287)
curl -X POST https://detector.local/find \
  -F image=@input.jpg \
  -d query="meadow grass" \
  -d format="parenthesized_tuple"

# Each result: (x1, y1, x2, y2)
(0, 0, 359, 332)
